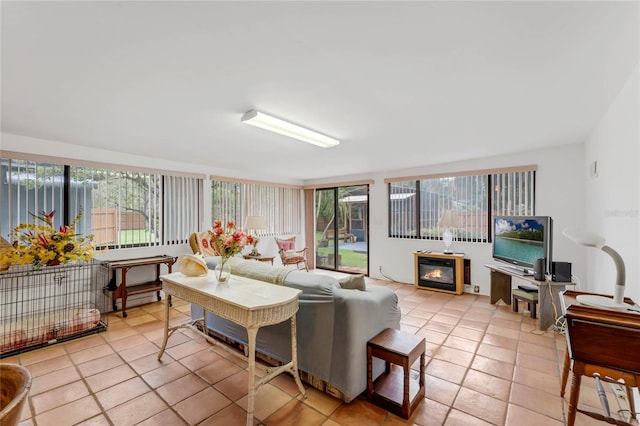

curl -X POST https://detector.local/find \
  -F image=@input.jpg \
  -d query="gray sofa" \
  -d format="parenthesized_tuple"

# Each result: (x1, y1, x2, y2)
(191, 256, 401, 402)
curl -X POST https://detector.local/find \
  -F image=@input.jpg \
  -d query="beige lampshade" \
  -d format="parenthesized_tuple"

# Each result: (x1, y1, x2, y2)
(245, 215, 266, 230)
(438, 210, 459, 228)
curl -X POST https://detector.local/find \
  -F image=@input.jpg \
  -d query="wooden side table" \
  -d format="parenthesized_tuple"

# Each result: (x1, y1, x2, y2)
(242, 254, 275, 265)
(367, 328, 425, 419)
(243, 254, 275, 265)
(107, 255, 176, 318)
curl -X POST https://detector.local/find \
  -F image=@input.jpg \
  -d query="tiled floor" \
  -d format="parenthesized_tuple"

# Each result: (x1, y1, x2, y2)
(3, 275, 637, 425)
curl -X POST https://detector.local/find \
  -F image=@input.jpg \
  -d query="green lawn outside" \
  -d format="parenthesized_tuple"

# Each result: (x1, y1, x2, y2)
(316, 247, 368, 268)
(119, 230, 155, 244)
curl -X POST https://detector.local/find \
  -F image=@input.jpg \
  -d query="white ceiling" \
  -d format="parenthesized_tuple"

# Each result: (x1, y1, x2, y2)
(2, 1, 638, 181)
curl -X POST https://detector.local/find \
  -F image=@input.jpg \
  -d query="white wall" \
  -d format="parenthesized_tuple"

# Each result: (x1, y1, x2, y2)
(0, 133, 306, 306)
(2, 133, 587, 297)
(312, 144, 586, 295)
(583, 64, 639, 302)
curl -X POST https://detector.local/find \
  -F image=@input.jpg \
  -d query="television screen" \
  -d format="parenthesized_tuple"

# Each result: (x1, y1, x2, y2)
(492, 216, 552, 272)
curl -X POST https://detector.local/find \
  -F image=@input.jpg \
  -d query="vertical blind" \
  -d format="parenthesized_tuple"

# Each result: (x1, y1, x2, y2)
(211, 179, 302, 236)
(387, 167, 536, 242)
(1, 157, 203, 248)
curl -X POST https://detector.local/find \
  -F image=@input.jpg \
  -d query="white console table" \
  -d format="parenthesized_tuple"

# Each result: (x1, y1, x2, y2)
(158, 271, 306, 426)
(485, 264, 575, 331)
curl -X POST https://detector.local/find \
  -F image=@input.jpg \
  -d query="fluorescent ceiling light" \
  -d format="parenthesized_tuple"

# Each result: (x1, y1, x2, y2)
(241, 110, 339, 148)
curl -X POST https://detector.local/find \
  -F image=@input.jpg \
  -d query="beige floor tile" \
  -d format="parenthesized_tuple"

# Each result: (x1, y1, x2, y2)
(449, 325, 485, 342)
(453, 387, 508, 425)
(425, 375, 461, 406)
(329, 397, 388, 426)
(301, 387, 342, 416)
(408, 397, 450, 425)
(164, 339, 209, 360)
(470, 354, 515, 381)
(457, 318, 490, 331)
(29, 365, 81, 396)
(444, 408, 494, 426)
(509, 382, 565, 421)
(86, 364, 138, 393)
(63, 334, 106, 354)
(173, 386, 232, 425)
(69, 343, 115, 364)
(476, 342, 517, 364)
(107, 333, 149, 351)
(433, 345, 475, 369)
(178, 347, 225, 371)
(196, 357, 242, 384)
(118, 340, 160, 362)
(213, 370, 250, 401)
(442, 334, 479, 353)
(75, 414, 111, 426)
(31, 380, 90, 414)
(135, 408, 188, 426)
(516, 352, 560, 376)
(264, 399, 326, 426)
(198, 403, 249, 426)
(25, 353, 73, 378)
(95, 376, 151, 411)
(512, 365, 561, 394)
(517, 339, 560, 362)
(156, 372, 210, 405)
(236, 383, 293, 421)
(18, 344, 67, 366)
(127, 351, 173, 374)
(270, 371, 305, 396)
(8, 283, 581, 425)
(76, 352, 124, 377)
(100, 325, 139, 342)
(505, 403, 564, 426)
(141, 359, 190, 388)
(463, 368, 512, 401)
(35, 395, 102, 426)
(105, 391, 169, 426)
(426, 358, 468, 384)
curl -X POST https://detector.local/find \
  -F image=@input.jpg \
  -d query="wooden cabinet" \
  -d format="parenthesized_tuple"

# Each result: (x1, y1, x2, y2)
(107, 255, 176, 318)
(414, 252, 470, 295)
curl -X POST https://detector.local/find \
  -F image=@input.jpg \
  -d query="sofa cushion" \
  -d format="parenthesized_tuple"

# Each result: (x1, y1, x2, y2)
(284, 271, 339, 297)
(338, 274, 366, 291)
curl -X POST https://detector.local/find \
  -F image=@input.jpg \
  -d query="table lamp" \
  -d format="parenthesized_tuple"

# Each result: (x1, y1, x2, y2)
(438, 210, 459, 254)
(562, 228, 626, 308)
(245, 215, 266, 256)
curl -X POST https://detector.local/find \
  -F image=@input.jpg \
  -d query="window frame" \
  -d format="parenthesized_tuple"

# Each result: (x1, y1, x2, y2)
(1, 152, 204, 249)
(385, 166, 537, 243)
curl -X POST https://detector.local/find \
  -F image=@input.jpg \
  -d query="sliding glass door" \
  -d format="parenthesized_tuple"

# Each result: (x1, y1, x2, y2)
(315, 185, 368, 275)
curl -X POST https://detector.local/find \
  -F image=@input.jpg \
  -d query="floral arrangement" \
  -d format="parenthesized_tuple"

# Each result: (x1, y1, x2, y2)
(210, 219, 256, 259)
(209, 219, 256, 282)
(1, 210, 95, 269)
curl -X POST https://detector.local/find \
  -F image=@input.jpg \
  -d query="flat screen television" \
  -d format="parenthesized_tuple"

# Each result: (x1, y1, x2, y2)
(492, 215, 553, 274)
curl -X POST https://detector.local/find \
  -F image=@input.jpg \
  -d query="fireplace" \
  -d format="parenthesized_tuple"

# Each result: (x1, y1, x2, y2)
(414, 252, 470, 295)
(417, 256, 456, 292)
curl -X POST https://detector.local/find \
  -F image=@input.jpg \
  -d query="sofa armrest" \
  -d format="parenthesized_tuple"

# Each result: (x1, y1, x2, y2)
(329, 286, 402, 401)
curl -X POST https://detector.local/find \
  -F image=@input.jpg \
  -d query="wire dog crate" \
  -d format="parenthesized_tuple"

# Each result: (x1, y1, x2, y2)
(0, 260, 109, 358)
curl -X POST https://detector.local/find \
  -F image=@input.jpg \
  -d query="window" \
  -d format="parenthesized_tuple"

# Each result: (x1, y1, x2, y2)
(387, 167, 536, 243)
(1, 157, 203, 248)
(211, 179, 302, 237)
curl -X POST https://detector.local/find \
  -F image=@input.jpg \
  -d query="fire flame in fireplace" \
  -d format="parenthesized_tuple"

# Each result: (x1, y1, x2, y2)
(422, 268, 450, 283)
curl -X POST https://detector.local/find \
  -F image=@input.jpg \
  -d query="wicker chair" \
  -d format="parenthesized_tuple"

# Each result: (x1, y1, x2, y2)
(189, 231, 218, 257)
(274, 237, 308, 271)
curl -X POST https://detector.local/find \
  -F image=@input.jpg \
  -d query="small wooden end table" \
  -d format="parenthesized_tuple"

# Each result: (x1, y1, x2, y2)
(367, 328, 425, 419)
(243, 254, 275, 265)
